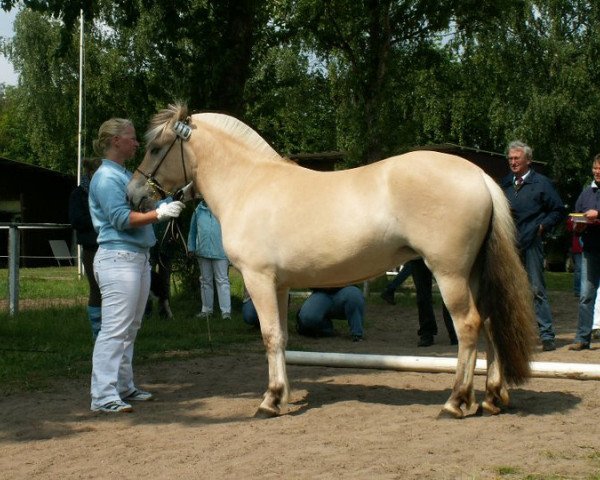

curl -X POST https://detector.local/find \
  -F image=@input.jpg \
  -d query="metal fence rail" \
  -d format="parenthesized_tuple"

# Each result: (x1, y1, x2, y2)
(0, 223, 73, 316)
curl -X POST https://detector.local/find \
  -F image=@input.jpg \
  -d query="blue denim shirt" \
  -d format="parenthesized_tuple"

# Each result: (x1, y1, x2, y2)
(501, 169, 565, 251)
(89, 159, 156, 253)
(187, 201, 227, 260)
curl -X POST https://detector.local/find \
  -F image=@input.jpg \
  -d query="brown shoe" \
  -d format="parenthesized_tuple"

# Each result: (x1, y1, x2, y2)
(568, 342, 590, 351)
(380, 290, 396, 305)
(542, 340, 556, 351)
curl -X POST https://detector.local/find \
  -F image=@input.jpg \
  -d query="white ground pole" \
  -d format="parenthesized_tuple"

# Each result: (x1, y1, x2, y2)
(285, 351, 600, 381)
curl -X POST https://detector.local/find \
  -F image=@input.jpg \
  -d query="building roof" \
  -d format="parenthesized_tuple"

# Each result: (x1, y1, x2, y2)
(0, 156, 76, 181)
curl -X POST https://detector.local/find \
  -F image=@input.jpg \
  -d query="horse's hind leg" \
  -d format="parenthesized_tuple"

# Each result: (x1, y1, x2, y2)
(437, 278, 482, 418)
(245, 277, 290, 417)
(481, 318, 510, 414)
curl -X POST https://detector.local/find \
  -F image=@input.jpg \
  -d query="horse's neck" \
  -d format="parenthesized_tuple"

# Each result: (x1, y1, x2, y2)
(193, 133, 284, 217)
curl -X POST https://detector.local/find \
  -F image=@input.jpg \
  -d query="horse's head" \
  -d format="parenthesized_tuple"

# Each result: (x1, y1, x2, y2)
(127, 103, 197, 212)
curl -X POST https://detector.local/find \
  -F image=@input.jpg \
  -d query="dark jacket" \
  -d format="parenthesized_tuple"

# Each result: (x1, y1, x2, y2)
(575, 184, 600, 252)
(69, 185, 98, 249)
(501, 169, 565, 251)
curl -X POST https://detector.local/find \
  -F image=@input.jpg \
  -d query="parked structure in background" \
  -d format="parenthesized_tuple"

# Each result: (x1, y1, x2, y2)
(0, 157, 75, 267)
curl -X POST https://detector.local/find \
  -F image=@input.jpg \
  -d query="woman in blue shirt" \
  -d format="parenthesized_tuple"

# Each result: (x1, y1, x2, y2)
(89, 118, 184, 413)
(188, 200, 231, 319)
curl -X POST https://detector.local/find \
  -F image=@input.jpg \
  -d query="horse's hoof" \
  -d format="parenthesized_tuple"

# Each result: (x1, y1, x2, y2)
(440, 404, 464, 419)
(254, 406, 279, 419)
(481, 400, 501, 416)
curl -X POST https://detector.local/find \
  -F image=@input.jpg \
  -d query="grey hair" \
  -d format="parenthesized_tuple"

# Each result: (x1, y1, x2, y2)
(507, 140, 532, 160)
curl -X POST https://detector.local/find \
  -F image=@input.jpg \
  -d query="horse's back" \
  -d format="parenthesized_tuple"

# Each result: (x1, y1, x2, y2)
(224, 150, 493, 286)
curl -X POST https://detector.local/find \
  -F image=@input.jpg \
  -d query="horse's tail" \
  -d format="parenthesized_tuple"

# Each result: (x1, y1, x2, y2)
(478, 173, 536, 385)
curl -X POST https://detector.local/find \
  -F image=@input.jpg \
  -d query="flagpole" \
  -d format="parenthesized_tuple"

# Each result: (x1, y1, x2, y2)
(76, 9, 84, 277)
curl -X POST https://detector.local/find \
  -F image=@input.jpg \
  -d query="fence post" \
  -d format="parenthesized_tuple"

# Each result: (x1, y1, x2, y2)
(8, 224, 20, 316)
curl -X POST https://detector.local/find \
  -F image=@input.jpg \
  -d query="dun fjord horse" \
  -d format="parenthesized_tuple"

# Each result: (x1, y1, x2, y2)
(127, 104, 536, 419)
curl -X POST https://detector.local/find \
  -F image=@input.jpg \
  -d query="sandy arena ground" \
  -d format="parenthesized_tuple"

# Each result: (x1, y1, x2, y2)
(1, 290, 599, 479)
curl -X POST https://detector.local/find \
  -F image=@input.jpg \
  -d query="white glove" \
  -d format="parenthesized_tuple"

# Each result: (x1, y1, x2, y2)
(156, 201, 185, 222)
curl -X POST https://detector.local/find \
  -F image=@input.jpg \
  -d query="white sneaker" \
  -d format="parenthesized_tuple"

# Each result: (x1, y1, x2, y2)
(123, 389, 154, 402)
(91, 399, 133, 413)
(196, 311, 212, 319)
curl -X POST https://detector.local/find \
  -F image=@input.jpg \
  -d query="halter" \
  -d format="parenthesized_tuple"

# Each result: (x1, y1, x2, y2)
(135, 119, 193, 202)
(136, 119, 194, 258)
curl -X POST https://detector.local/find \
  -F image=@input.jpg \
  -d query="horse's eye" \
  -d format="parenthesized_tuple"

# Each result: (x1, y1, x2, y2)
(150, 147, 161, 155)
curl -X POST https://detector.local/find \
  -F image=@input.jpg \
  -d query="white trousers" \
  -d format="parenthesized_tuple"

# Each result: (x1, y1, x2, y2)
(197, 257, 231, 315)
(91, 248, 151, 408)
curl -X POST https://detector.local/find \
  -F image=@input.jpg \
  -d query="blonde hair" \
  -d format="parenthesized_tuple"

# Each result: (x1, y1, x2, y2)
(93, 118, 133, 156)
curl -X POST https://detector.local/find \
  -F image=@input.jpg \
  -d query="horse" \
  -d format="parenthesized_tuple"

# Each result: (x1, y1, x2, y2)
(127, 103, 536, 419)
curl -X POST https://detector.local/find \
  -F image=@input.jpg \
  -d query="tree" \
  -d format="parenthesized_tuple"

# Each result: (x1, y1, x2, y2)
(278, 0, 522, 165)
(1, 1, 275, 171)
(447, 0, 600, 205)
(3, 9, 79, 171)
(244, 44, 337, 155)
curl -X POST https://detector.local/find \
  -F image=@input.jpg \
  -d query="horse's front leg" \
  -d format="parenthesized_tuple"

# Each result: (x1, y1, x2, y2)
(246, 280, 290, 418)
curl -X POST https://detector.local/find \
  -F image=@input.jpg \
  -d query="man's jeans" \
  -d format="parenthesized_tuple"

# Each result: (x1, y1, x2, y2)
(297, 286, 364, 337)
(522, 237, 555, 342)
(91, 248, 151, 408)
(575, 250, 600, 343)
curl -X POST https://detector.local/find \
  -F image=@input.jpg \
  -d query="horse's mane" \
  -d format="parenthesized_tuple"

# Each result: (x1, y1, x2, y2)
(145, 103, 287, 163)
(145, 103, 188, 145)
(194, 112, 282, 161)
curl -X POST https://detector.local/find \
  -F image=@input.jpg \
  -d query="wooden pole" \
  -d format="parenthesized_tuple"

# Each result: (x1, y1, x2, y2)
(286, 351, 600, 381)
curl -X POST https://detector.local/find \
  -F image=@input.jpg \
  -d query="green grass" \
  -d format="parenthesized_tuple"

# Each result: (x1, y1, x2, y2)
(545, 271, 574, 292)
(0, 266, 263, 393)
(0, 267, 574, 393)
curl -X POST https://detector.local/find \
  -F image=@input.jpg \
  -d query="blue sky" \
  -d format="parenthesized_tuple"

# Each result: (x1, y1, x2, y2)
(0, 8, 18, 85)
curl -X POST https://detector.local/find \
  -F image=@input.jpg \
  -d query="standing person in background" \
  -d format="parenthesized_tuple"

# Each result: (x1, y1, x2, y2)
(569, 154, 600, 350)
(380, 258, 457, 347)
(69, 157, 102, 340)
(411, 259, 458, 347)
(501, 140, 565, 352)
(380, 261, 414, 305)
(89, 117, 184, 413)
(188, 200, 231, 320)
(566, 216, 583, 297)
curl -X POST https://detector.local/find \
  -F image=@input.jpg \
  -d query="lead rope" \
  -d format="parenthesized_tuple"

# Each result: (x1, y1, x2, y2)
(160, 132, 192, 265)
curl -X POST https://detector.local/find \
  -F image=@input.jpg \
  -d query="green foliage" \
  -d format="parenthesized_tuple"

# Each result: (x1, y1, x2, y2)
(0, 85, 34, 161)
(3, 0, 600, 199)
(244, 45, 337, 154)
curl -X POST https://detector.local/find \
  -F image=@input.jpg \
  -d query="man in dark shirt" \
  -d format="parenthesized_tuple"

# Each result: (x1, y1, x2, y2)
(569, 154, 600, 350)
(501, 140, 565, 351)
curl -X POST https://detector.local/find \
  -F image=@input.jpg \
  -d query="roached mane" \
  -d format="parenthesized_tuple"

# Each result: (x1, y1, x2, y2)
(144, 102, 286, 163)
(193, 112, 282, 161)
(145, 103, 188, 146)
